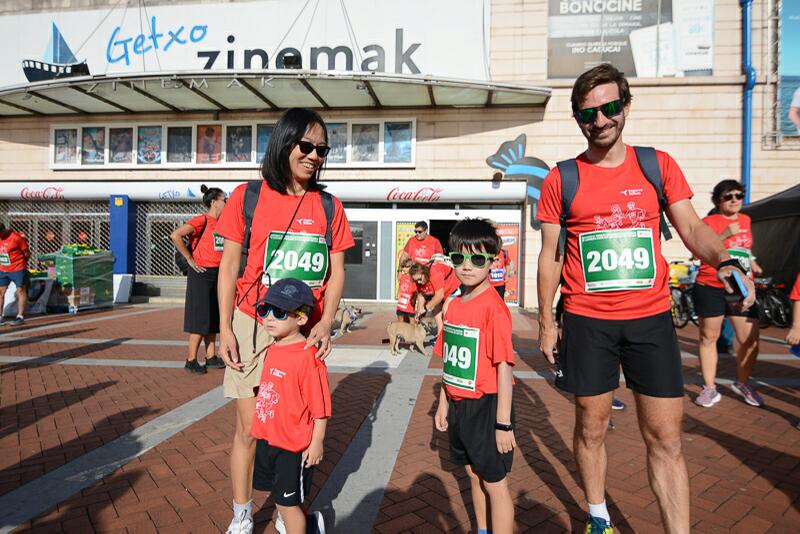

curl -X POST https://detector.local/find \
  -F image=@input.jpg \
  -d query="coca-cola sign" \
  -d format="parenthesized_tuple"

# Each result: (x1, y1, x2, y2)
(386, 186, 443, 202)
(20, 186, 65, 200)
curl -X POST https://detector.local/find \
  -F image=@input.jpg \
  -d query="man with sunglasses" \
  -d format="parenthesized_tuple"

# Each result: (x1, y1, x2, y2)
(536, 64, 755, 534)
(400, 221, 443, 265)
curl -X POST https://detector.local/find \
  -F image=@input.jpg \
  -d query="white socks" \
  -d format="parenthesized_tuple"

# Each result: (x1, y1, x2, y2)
(232, 499, 253, 521)
(588, 500, 610, 522)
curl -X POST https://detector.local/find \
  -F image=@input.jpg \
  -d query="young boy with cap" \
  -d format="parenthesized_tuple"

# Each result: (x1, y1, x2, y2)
(247, 278, 331, 534)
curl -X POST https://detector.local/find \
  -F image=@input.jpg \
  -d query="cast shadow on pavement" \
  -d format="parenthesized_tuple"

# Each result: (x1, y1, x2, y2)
(0, 336, 132, 374)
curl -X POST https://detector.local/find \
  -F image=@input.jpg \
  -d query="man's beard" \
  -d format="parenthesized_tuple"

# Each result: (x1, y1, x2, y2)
(585, 116, 624, 149)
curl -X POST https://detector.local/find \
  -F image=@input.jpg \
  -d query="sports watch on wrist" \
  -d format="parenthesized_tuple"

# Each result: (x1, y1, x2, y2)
(717, 258, 745, 273)
(494, 422, 514, 432)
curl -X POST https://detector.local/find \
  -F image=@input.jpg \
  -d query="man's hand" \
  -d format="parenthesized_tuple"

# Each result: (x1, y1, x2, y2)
(305, 317, 333, 360)
(304, 440, 324, 467)
(219, 328, 242, 370)
(539, 321, 559, 364)
(434, 402, 449, 431)
(718, 265, 756, 310)
(496, 428, 516, 454)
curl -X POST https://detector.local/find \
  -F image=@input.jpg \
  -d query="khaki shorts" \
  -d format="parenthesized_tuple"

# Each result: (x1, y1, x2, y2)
(223, 309, 273, 399)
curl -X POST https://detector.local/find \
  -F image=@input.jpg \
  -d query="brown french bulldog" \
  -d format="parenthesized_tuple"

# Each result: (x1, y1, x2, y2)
(387, 321, 427, 356)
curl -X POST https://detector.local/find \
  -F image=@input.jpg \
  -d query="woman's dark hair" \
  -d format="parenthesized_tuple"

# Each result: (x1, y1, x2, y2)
(711, 179, 745, 206)
(448, 218, 501, 255)
(200, 184, 224, 208)
(260, 108, 328, 194)
(409, 263, 430, 280)
(571, 63, 632, 114)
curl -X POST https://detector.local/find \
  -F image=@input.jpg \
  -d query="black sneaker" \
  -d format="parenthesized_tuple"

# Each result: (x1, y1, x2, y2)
(184, 359, 207, 374)
(10, 316, 24, 326)
(204, 356, 226, 369)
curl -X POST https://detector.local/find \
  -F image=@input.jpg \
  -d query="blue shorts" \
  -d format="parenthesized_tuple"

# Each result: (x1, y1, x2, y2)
(0, 269, 29, 288)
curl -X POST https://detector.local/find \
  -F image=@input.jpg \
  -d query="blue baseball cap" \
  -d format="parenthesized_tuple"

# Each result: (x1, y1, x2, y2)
(259, 278, 314, 312)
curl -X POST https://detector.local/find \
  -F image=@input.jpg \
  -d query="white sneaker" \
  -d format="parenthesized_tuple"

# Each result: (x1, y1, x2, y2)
(226, 514, 254, 534)
(275, 513, 286, 534)
(274, 511, 325, 534)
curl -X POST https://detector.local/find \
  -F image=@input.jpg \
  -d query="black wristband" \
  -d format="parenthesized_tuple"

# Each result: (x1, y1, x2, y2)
(717, 258, 745, 273)
(494, 422, 514, 432)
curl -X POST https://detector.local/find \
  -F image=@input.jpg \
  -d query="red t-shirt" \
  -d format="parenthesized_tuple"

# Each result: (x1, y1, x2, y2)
(215, 184, 354, 321)
(250, 341, 332, 453)
(695, 213, 754, 289)
(428, 262, 460, 297)
(186, 214, 223, 268)
(490, 251, 510, 287)
(403, 235, 443, 264)
(790, 273, 800, 301)
(537, 145, 693, 320)
(397, 273, 417, 313)
(0, 231, 29, 272)
(433, 287, 515, 401)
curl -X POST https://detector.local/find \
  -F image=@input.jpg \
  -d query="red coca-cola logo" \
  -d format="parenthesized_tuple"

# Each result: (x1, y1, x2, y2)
(20, 186, 65, 200)
(386, 186, 443, 202)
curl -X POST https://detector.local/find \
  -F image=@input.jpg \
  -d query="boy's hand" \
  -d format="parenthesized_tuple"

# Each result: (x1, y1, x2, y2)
(496, 429, 516, 454)
(304, 440, 324, 467)
(434, 402, 449, 431)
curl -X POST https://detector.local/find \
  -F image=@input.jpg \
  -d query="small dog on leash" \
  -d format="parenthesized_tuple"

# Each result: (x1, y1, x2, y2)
(334, 305, 363, 337)
(386, 321, 427, 356)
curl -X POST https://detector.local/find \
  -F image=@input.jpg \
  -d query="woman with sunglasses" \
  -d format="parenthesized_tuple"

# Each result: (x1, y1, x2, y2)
(693, 180, 763, 408)
(215, 108, 354, 534)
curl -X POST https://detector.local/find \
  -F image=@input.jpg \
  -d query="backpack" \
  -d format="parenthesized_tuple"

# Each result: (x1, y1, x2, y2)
(239, 180, 336, 278)
(175, 215, 208, 276)
(555, 146, 672, 257)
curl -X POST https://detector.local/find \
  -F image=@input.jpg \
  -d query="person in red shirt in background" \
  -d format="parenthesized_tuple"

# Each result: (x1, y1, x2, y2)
(537, 64, 754, 534)
(412, 254, 460, 334)
(400, 221, 443, 265)
(170, 185, 228, 374)
(787, 273, 800, 347)
(693, 180, 764, 408)
(433, 218, 516, 534)
(396, 258, 417, 322)
(0, 222, 31, 326)
(489, 249, 510, 300)
(250, 278, 329, 534)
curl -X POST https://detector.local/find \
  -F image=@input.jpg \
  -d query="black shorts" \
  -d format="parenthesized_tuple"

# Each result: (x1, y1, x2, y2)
(184, 267, 220, 334)
(447, 394, 513, 483)
(493, 285, 506, 300)
(693, 283, 758, 319)
(253, 440, 315, 507)
(557, 310, 684, 398)
(396, 310, 415, 318)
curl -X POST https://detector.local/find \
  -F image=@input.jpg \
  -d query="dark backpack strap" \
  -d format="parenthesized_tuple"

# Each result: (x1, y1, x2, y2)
(239, 180, 263, 279)
(195, 215, 208, 250)
(634, 146, 672, 241)
(556, 158, 580, 257)
(320, 190, 335, 248)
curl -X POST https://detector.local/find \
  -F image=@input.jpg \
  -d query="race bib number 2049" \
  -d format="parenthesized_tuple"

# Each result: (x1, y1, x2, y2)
(579, 228, 656, 292)
(262, 231, 329, 288)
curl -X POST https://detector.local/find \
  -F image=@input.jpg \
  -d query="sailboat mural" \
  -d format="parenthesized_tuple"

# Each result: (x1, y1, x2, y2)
(22, 22, 90, 82)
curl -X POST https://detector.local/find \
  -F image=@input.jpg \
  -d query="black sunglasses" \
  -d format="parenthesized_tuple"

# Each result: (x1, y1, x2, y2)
(575, 99, 626, 124)
(255, 303, 305, 321)
(449, 252, 495, 268)
(414, 230, 425, 234)
(722, 192, 744, 201)
(296, 140, 331, 158)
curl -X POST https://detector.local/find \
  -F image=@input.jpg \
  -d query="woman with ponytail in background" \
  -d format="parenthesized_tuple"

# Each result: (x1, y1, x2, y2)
(170, 184, 227, 374)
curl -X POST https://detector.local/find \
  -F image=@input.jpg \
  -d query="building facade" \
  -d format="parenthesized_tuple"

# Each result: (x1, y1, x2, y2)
(0, 0, 797, 307)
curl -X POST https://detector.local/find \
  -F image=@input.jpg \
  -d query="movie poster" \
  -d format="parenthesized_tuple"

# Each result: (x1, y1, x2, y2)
(495, 223, 520, 304)
(226, 125, 253, 162)
(81, 127, 105, 165)
(779, 1, 800, 136)
(167, 126, 192, 162)
(54, 128, 77, 164)
(547, 0, 713, 78)
(256, 124, 273, 163)
(196, 124, 221, 164)
(384, 122, 412, 163)
(352, 123, 379, 162)
(109, 127, 133, 163)
(137, 126, 162, 165)
(327, 122, 347, 163)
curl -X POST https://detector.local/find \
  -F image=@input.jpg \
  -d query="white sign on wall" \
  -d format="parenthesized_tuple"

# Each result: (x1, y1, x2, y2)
(1, 0, 491, 89)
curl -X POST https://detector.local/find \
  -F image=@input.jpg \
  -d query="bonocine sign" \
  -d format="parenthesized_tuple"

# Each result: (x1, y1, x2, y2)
(1, 0, 490, 89)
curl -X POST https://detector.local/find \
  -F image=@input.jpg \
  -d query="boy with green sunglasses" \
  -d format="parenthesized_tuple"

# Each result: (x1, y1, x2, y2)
(433, 218, 516, 534)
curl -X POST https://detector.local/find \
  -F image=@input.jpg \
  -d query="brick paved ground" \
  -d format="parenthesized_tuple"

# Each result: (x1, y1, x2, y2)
(1, 304, 798, 533)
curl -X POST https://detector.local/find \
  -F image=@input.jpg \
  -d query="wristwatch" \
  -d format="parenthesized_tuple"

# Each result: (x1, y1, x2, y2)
(717, 258, 745, 273)
(494, 422, 514, 432)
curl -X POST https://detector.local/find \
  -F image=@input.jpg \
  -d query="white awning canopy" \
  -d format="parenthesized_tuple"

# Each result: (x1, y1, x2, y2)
(0, 70, 551, 117)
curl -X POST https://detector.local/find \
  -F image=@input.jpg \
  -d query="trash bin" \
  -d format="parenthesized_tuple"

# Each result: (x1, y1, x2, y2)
(39, 244, 115, 313)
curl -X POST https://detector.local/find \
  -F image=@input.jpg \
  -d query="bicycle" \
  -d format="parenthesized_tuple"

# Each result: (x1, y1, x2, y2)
(669, 261, 699, 328)
(755, 278, 792, 328)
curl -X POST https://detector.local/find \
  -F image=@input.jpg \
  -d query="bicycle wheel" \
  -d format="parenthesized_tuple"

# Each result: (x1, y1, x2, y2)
(683, 288, 699, 326)
(768, 292, 792, 328)
(756, 291, 773, 329)
(670, 288, 689, 328)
